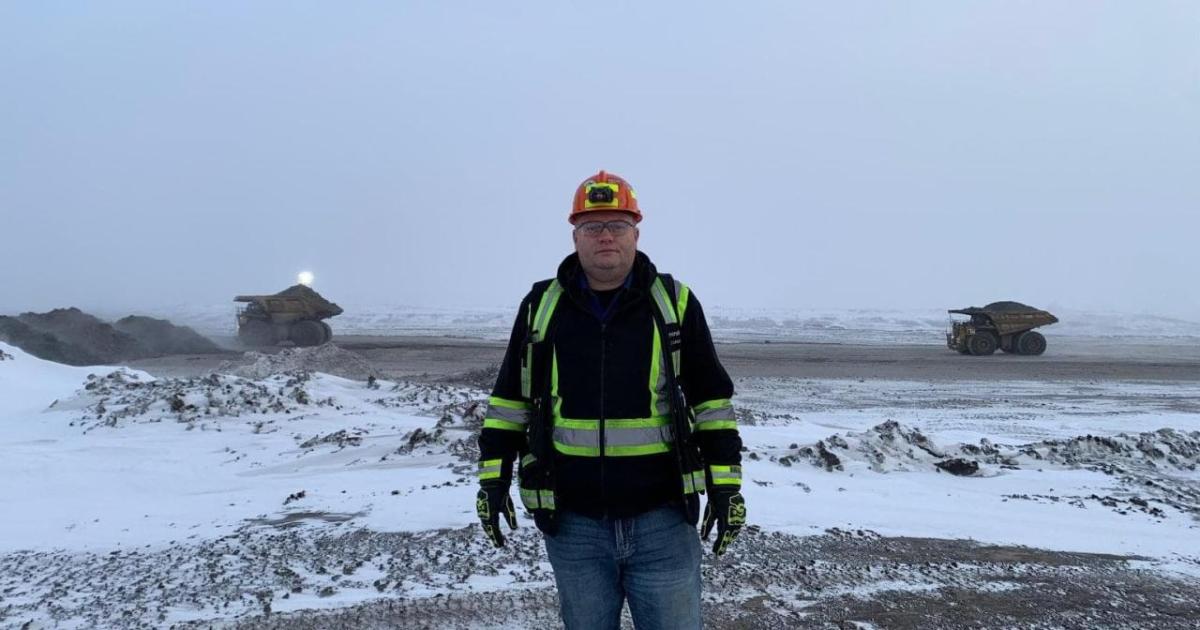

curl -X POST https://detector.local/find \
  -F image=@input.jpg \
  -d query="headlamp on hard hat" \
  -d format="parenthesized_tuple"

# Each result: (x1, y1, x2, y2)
(585, 182, 618, 206)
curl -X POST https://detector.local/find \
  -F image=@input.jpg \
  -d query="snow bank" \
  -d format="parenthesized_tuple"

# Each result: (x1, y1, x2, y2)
(217, 344, 380, 380)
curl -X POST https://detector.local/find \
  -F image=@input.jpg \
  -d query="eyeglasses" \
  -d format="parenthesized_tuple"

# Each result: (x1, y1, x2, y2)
(574, 220, 635, 238)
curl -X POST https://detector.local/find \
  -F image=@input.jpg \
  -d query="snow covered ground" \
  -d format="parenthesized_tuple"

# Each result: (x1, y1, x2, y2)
(2, 341, 1199, 628)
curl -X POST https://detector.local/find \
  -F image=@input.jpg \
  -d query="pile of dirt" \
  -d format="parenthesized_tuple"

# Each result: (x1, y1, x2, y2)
(218, 344, 380, 381)
(0, 308, 221, 366)
(0, 314, 106, 365)
(112, 315, 221, 355)
(0, 347, 12, 361)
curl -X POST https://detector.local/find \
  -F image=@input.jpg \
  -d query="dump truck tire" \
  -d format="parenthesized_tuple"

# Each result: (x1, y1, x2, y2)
(1016, 331, 1047, 355)
(290, 320, 326, 347)
(967, 332, 997, 356)
(238, 320, 274, 347)
(319, 321, 333, 344)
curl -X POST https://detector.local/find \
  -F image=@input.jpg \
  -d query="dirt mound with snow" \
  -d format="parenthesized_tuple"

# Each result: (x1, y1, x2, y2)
(783, 420, 1200, 476)
(218, 344, 380, 381)
(0, 348, 12, 361)
(774, 420, 1200, 519)
(55, 369, 333, 432)
(0, 308, 222, 366)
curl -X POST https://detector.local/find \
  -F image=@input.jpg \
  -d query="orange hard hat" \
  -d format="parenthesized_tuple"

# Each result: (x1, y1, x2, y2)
(570, 170, 642, 224)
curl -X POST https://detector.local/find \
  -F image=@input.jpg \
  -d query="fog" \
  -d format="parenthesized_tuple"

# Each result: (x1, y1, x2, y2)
(2, 2, 1197, 319)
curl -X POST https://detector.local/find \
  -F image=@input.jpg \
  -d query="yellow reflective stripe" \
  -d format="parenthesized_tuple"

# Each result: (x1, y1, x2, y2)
(483, 418, 525, 431)
(551, 415, 672, 457)
(531, 281, 563, 343)
(710, 463, 742, 485)
(554, 442, 601, 456)
(682, 468, 705, 494)
(675, 281, 690, 323)
(478, 459, 503, 480)
(488, 396, 530, 410)
(520, 488, 538, 509)
(555, 418, 599, 430)
(523, 281, 563, 398)
(649, 322, 665, 417)
(485, 404, 530, 426)
(649, 278, 678, 325)
(606, 416, 670, 429)
(695, 420, 738, 431)
(606, 443, 671, 456)
(551, 347, 561, 418)
(693, 398, 732, 413)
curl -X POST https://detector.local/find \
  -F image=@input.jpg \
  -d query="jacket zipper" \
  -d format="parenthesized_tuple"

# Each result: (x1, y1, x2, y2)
(599, 321, 607, 519)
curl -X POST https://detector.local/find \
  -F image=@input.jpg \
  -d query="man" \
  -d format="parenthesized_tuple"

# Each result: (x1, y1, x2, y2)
(476, 170, 745, 629)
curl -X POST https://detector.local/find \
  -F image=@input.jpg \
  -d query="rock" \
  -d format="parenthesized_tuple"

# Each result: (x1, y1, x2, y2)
(935, 458, 980, 476)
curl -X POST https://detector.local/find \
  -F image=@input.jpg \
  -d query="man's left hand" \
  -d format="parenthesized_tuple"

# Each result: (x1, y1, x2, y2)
(701, 489, 746, 556)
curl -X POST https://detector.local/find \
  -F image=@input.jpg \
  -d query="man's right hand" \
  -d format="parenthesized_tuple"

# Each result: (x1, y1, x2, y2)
(476, 484, 518, 547)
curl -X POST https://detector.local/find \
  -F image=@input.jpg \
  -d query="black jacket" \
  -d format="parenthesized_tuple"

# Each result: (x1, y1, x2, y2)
(479, 251, 742, 518)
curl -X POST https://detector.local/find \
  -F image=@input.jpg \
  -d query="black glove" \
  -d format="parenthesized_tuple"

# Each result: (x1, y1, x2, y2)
(700, 489, 746, 556)
(476, 484, 518, 547)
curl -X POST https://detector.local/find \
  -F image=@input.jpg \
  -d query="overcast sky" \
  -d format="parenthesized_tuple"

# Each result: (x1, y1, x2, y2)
(2, 2, 1197, 319)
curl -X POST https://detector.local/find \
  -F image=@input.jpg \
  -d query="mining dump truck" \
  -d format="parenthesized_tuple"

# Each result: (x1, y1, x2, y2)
(234, 284, 343, 347)
(947, 302, 1058, 356)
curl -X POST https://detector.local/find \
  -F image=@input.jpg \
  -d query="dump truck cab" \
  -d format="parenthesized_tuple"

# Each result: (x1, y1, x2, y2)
(947, 302, 1058, 356)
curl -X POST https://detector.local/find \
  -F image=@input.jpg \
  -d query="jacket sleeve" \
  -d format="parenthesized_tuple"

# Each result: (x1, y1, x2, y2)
(477, 292, 534, 487)
(678, 288, 743, 487)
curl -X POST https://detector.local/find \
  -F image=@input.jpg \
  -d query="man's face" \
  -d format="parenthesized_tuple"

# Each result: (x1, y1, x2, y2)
(571, 211, 640, 278)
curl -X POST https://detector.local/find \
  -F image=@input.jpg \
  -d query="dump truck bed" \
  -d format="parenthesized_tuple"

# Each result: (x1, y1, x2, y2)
(949, 302, 1058, 337)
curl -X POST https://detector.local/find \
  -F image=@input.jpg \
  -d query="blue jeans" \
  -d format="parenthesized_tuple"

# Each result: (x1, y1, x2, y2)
(544, 504, 702, 630)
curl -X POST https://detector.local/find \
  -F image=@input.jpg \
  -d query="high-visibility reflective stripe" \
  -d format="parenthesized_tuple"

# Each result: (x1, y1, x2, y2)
(531, 281, 563, 343)
(693, 398, 736, 431)
(485, 403, 532, 427)
(674, 280, 690, 323)
(693, 398, 732, 413)
(695, 420, 738, 431)
(522, 280, 564, 398)
(607, 443, 672, 456)
(483, 418, 525, 431)
(649, 278, 682, 376)
(710, 464, 742, 486)
(485, 405, 531, 424)
(552, 415, 673, 457)
(649, 279, 679, 326)
(554, 443, 601, 456)
(682, 469, 706, 494)
(519, 488, 557, 511)
(478, 459, 503, 480)
(649, 324, 669, 417)
(488, 396, 530, 410)
(521, 302, 533, 399)
(521, 453, 537, 468)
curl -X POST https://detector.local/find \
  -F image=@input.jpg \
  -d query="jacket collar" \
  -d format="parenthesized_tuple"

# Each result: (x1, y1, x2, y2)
(556, 250, 658, 306)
